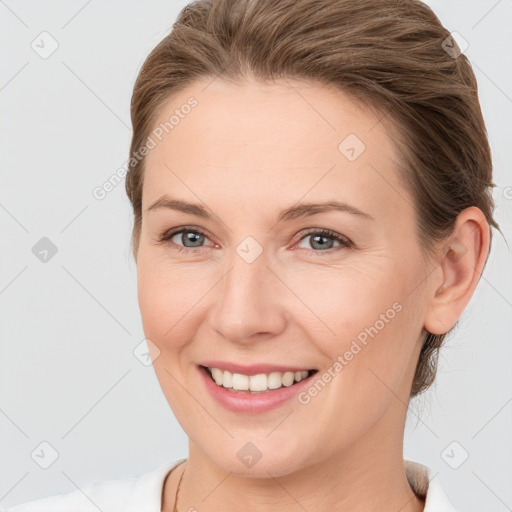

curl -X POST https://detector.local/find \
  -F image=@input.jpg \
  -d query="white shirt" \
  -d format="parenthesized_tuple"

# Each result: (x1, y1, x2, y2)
(2, 458, 458, 511)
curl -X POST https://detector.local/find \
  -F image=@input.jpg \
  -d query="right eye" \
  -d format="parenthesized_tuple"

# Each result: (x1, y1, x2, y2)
(158, 226, 216, 253)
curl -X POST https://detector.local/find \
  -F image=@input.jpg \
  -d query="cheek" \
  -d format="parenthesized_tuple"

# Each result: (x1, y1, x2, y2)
(137, 260, 199, 419)
(287, 260, 405, 342)
(289, 257, 422, 388)
(137, 253, 209, 341)
(291, 270, 420, 444)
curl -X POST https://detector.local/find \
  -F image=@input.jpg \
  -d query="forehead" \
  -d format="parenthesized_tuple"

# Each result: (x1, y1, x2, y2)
(142, 78, 410, 222)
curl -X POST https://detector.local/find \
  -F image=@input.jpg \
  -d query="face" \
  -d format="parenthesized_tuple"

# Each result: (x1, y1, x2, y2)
(136, 78, 432, 477)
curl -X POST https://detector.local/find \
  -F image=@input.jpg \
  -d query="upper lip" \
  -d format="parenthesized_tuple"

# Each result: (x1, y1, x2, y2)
(200, 361, 317, 376)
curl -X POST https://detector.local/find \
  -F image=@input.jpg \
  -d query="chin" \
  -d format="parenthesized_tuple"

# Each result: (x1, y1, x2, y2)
(199, 436, 315, 479)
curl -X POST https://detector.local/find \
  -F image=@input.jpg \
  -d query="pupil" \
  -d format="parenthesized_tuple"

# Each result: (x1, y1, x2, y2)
(184, 232, 203, 247)
(312, 235, 332, 250)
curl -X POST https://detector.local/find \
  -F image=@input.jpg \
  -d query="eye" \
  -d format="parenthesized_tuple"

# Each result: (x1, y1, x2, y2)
(295, 229, 353, 253)
(158, 226, 215, 253)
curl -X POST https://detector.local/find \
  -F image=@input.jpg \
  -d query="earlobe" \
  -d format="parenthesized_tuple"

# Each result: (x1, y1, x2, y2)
(424, 207, 490, 335)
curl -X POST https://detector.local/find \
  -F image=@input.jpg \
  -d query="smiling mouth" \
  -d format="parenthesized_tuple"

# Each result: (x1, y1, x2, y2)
(200, 365, 318, 394)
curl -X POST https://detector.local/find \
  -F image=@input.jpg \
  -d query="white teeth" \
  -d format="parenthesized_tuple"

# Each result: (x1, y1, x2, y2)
(232, 372, 249, 391)
(222, 370, 233, 388)
(267, 371, 282, 390)
(249, 373, 267, 391)
(211, 367, 223, 386)
(282, 372, 295, 387)
(207, 367, 311, 392)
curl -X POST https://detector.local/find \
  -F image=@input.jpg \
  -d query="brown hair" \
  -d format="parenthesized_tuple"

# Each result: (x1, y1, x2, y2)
(125, 0, 500, 398)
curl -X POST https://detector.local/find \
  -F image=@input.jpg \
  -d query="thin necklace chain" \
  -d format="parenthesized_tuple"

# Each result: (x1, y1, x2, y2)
(173, 463, 186, 512)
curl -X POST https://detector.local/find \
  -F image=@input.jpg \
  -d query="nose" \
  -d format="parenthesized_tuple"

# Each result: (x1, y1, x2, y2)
(207, 250, 287, 344)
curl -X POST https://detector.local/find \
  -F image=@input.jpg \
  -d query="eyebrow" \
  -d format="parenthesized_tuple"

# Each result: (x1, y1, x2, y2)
(146, 195, 374, 222)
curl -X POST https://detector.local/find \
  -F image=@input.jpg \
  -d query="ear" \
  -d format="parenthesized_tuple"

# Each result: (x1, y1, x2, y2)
(423, 206, 491, 336)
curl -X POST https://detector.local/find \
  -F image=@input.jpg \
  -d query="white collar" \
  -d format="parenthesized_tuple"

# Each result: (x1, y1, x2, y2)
(405, 459, 458, 511)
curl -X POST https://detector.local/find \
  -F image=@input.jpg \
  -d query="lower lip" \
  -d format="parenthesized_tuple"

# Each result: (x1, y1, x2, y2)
(198, 365, 317, 414)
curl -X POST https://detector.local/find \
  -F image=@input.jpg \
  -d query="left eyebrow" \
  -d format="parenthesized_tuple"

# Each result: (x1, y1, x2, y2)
(277, 201, 374, 222)
(146, 195, 374, 222)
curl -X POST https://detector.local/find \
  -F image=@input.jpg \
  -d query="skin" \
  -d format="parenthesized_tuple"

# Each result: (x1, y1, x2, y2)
(135, 78, 490, 512)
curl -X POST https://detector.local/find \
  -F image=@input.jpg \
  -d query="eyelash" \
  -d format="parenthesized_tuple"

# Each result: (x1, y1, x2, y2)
(157, 226, 354, 255)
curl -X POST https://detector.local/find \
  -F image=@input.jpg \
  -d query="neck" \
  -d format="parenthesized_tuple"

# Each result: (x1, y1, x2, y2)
(165, 401, 425, 512)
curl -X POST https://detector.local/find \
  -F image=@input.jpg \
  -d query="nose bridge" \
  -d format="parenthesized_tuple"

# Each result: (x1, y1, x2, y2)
(209, 244, 285, 341)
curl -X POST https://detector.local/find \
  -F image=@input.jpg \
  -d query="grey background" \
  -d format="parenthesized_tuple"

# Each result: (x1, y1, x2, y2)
(0, 1, 511, 510)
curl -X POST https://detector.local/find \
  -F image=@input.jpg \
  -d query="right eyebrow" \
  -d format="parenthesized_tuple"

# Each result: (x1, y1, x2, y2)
(147, 196, 210, 218)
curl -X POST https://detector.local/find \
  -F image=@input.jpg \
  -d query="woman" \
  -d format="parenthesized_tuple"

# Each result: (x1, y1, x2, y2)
(4, 0, 500, 510)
